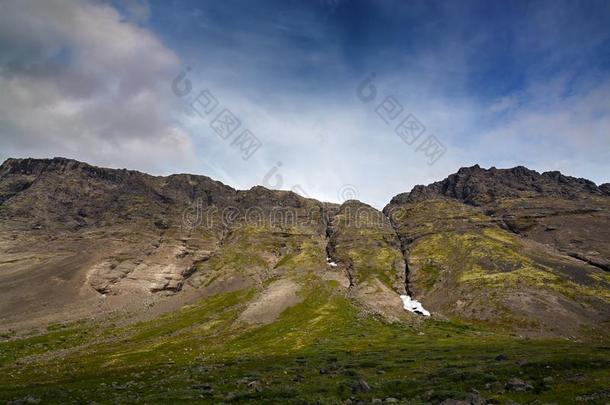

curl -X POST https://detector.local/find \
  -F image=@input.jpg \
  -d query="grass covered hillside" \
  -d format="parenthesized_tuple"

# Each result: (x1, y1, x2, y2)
(2, 285, 610, 404)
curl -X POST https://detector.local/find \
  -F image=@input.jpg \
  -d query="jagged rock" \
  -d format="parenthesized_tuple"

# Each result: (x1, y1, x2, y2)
(402, 164, 604, 205)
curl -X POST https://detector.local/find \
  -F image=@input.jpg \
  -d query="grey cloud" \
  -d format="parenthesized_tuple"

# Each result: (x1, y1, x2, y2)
(0, 0, 193, 174)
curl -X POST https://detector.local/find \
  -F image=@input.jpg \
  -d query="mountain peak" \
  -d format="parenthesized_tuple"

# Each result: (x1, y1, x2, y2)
(402, 165, 606, 206)
(1, 157, 85, 176)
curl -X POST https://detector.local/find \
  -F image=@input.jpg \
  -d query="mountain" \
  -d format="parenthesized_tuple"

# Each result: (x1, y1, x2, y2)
(385, 165, 610, 336)
(1, 157, 609, 404)
(391, 165, 610, 271)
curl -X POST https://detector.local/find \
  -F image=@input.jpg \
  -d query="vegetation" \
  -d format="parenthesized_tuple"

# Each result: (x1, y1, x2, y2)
(1, 282, 609, 404)
(410, 228, 610, 303)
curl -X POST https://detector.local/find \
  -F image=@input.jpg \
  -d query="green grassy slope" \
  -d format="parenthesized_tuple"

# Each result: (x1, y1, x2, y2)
(2, 281, 609, 404)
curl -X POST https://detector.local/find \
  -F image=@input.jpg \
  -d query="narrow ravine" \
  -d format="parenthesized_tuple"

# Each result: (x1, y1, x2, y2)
(384, 210, 431, 317)
(323, 206, 355, 291)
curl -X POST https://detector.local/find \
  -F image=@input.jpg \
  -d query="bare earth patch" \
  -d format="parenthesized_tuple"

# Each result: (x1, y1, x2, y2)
(237, 278, 302, 325)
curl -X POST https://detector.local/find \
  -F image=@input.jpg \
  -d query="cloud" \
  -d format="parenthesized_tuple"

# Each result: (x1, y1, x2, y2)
(477, 74, 610, 180)
(0, 0, 608, 210)
(0, 0, 193, 174)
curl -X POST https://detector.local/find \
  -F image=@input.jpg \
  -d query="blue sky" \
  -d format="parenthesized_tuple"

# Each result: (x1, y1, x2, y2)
(1, 0, 609, 207)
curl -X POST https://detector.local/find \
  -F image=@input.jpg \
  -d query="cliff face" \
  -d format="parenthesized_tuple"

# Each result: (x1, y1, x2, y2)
(396, 164, 606, 205)
(1, 158, 609, 338)
(389, 164, 610, 272)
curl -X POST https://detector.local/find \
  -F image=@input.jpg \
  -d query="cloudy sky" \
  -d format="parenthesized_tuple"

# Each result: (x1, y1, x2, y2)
(1, 0, 609, 208)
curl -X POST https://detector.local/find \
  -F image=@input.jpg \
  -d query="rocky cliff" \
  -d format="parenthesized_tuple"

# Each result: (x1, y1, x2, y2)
(1, 158, 609, 338)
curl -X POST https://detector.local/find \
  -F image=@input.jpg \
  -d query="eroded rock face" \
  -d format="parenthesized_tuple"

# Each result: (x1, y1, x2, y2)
(1, 158, 609, 337)
(88, 242, 212, 295)
(385, 168, 610, 337)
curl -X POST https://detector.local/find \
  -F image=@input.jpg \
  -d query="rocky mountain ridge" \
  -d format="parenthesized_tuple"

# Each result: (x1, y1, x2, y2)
(388, 164, 610, 273)
(390, 164, 610, 206)
(1, 157, 609, 338)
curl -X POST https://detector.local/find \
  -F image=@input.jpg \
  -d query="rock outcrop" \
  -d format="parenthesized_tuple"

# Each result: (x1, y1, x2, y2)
(1, 158, 609, 338)
(398, 165, 604, 206)
(390, 165, 610, 273)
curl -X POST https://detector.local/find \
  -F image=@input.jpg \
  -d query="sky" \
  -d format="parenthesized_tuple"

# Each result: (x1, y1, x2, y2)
(0, 0, 609, 208)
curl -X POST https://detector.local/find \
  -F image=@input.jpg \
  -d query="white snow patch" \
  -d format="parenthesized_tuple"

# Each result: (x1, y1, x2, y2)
(326, 257, 338, 267)
(400, 294, 431, 316)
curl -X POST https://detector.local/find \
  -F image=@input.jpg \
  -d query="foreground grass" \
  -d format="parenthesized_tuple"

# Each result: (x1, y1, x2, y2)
(1, 284, 609, 404)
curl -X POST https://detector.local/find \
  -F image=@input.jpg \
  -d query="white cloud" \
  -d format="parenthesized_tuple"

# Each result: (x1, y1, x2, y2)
(477, 75, 610, 183)
(0, 0, 194, 174)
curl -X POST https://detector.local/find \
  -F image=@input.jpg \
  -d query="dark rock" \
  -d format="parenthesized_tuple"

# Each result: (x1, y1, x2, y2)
(505, 378, 533, 392)
(351, 379, 371, 393)
(401, 165, 605, 206)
